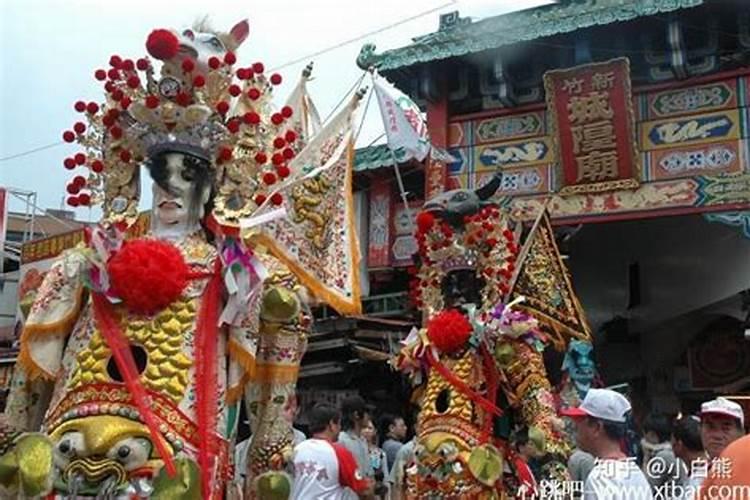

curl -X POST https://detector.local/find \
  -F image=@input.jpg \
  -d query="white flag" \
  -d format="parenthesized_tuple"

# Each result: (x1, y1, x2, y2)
(284, 63, 322, 148)
(374, 75, 430, 162)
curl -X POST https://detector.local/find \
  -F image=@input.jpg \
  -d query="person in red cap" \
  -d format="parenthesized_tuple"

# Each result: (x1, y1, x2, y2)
(561, 388, 652, 499)
(699, 397, 745, 459)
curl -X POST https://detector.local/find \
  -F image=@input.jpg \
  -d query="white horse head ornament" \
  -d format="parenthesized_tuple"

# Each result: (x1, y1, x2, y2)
(146, 19, 249, 74)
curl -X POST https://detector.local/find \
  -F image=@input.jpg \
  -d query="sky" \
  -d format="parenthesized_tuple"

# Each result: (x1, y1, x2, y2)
(0, 0, 552, 218)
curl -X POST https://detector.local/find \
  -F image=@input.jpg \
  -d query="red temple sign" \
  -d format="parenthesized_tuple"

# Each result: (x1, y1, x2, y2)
(544, 58, 640, 195)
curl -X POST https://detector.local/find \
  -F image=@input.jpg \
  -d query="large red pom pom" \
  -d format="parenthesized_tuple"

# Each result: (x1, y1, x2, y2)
(107, 239, 189, 316)
(426, 309, 473, 354)
(146, 29, 179, 60)
(416, 211, 435, 233)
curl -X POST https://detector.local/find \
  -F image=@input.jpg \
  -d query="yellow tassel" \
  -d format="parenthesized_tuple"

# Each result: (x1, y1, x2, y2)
(228, 338, 257, 378)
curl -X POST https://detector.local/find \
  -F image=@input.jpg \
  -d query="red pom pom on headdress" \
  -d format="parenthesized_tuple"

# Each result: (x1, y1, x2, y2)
(107, 239, 189, 315)
(416, 211, 435, 233)
(146, 29, 179, 61)
(426, 309, 473, 354)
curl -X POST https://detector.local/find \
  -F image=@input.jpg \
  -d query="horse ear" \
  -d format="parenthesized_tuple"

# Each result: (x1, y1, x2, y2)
(229, 19, 249, 47)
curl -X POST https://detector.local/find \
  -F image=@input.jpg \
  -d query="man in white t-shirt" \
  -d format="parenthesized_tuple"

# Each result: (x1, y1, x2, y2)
(562, 389, 653, 500)
(291, 404, 373, 500)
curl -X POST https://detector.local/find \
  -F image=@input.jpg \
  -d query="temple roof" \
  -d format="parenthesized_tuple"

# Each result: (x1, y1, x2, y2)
(354, 144, 393, 172)
(357, 0, 704, 72)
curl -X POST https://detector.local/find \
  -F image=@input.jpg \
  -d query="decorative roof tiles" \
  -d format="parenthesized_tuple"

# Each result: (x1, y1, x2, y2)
(357, 0, 704, 72)
(354, 143, 396, 172)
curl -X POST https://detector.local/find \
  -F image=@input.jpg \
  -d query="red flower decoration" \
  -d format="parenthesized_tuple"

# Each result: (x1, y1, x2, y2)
(63, 131, 75, 143)
(270, 73, 282, 85)
(276, 165, 290, 178)
(263, 172, 277, 185)
(270, 193, 283, 205)
(145, 95, 160, 109)
(224, 52, 237, 65)
(74, 101, 86, 112)
(193, 75, 206, 88)
(426, 309, 472, 354)
(94, 69, 107, 81)
(78, 192, 91, 206)
(86, 102, 99, 114)
(146, 29, 179, 60)
(216, 101, 230, 115)
(107, 239, 189, 316)
(181, 58, 195, 73)
(416, 211, 435, 233)
(254, 194, 267, 205)
(208, 57, 221, 70)
(252, 62, 264, 74)
(243, 111, 260, 124)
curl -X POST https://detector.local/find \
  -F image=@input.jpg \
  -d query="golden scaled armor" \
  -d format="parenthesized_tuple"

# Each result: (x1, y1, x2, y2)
(398, 188, 583, 499)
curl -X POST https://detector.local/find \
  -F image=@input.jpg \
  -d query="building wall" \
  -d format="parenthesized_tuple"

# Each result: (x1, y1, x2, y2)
(566, 214, 750, 411)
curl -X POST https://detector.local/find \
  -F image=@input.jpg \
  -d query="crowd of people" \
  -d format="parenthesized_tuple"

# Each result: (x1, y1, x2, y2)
(558, 390, 748, 499)
(235, 390, 749, 499)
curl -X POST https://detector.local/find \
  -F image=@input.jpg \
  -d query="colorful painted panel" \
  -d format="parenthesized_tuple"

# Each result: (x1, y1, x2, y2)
(640, 109, 740, 151)
(646, 80, 737, 119)
(508, 173, 750, 222)
(544, 58, 640, 194)
(476, 166, 551, 196)
(648, 140, 743, 181)
(473, 111, 545, 144)
(367, 180, 391, 268)
(448, 121, 468, 148)
(475, 137, 553, 171)
(390, 200, 421, 267)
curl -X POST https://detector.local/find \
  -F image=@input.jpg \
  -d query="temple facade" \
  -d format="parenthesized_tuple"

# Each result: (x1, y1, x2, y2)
(357, 0, 750, 419)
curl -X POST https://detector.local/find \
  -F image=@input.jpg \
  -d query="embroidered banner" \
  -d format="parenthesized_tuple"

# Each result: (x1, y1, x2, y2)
(544, 58, 640, 195)
(368, 180, 391, 268)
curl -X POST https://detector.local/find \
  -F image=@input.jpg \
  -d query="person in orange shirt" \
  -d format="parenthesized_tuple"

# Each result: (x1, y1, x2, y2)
(699, 433, 750, 499)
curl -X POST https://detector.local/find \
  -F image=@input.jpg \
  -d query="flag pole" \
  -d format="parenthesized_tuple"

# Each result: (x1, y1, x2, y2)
(370, 69, 415, 227)
(390, 148, 414, 228)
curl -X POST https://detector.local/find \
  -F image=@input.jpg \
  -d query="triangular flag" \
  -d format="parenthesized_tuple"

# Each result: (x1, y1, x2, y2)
(508, 209, 592, 351)
(284, 63, 322, 149)
(373, 74, 431, 163)
(249, 94, 363, 315)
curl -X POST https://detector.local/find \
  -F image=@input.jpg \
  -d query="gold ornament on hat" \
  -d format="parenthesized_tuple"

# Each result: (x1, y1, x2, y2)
(60, 23, 298, 231)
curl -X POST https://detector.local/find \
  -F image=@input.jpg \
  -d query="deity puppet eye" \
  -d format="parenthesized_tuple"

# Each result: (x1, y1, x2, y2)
(207, 37, 224, 50)
(273, 395, 286, 405)
(182, 29, 195, 40)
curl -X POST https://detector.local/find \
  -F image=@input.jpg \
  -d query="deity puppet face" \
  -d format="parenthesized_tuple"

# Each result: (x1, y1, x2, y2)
(441, 269, 485, 309)
(147, 152, 213, 230)
(563, 340, 596, 387)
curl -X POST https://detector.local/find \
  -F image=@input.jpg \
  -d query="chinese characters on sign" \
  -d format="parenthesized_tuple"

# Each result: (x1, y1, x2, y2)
(544, 58, 639, 194)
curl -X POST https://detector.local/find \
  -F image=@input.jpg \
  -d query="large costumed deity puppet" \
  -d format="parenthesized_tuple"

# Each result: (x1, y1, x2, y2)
(1, 19, 362, 499)
(395, 178, 593, 499)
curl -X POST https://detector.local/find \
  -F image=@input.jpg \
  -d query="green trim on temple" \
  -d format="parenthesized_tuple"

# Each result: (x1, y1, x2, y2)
(357, 0, 704, 72)
(354, 144, 399, 172)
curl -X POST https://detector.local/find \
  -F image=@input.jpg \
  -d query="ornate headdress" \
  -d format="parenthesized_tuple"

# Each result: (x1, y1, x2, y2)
(410, 204, 522, 320)
(60, 22, 300, 230)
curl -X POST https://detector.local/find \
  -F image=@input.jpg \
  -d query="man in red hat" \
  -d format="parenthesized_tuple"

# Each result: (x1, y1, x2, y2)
(561, 388, 652, 499)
